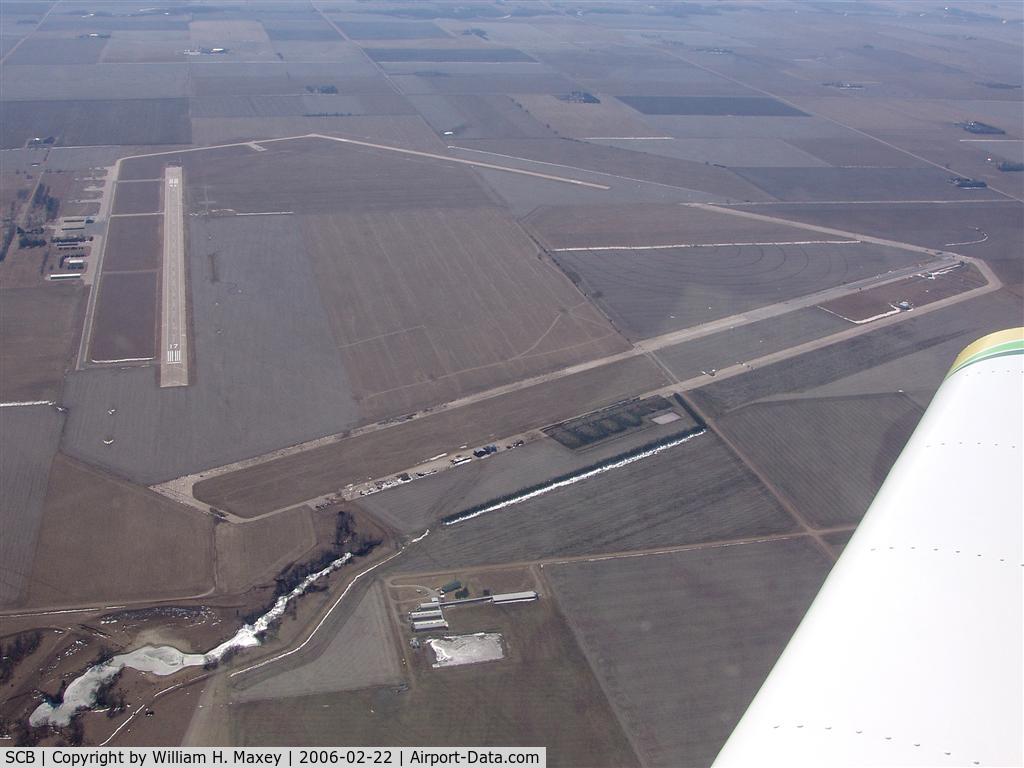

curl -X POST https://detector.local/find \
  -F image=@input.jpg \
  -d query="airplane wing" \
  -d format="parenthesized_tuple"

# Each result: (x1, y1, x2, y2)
(714, 328, 1024, 767)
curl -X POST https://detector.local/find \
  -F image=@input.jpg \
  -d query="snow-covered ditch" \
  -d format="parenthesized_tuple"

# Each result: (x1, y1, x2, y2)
(30, 553, 353, 727)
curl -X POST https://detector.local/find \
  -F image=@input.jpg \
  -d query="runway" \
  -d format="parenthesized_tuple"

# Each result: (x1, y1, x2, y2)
(160, 166, 189, 388)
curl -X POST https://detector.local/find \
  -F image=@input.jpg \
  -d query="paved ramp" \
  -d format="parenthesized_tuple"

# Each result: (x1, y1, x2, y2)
(160, 166, 189, 388)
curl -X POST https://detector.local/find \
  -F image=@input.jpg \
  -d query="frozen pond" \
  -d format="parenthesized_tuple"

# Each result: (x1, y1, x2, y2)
(30, 553, 352, 727)
(429, 633, 504, 669)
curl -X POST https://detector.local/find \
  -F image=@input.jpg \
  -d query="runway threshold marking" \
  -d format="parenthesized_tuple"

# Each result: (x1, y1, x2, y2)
(160, 167, 189, 388)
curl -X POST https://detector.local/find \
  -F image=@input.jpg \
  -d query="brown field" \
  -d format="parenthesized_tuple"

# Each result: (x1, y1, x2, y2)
(546, 538, 832, 767)
(102, 214, 162, 271)
(524, 202, 832, 250)
(214, 506, 318, 595)
(5, 36, 109, 65)
(0, 99, 191, 150)
(231, 581, 404, 702)
(0, 242, 54, 290)
(230, 578, 639, 767)
(714, 394, 922, 529)
(554, 241, 923, 340)
(819, 263, 986, 322)
(0, 406, 63, 606)
(24, 454, 215, 607)
(691, 289, 1024, 418)
(785, 137, 925, 167)
(263, 21, 342, 41)
(302, 206, 627, 419)
(592, 136, 829, 168)
(186, 114, 443, 148)
(89, 271, 158, 362)
(732, 201, 1024, 288)
(100, 37, 187, 64)
(392, 430, 797, 574)
(171, 137, 492, 215)
(189, 20, 269, 44)
(0, 283, 85, 401)
(618, 95, 807, 117)
(193, 355, 669, 518)
(336, 20, 448, 39)
(654, 307, 849, 383)
(389, 72, 576, 96)
(734, 166, 1007, 203)
(453, 138, 772, 200)
(364, 48, 534, 63)
(408, 93, 557, 139)
(360, 416, 707, 535)
(513, 93, 657, 139)
(112, 180, 161, 215)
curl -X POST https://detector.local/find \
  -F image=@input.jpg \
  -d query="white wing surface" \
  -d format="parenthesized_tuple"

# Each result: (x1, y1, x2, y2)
(714, 328, 1024, 767)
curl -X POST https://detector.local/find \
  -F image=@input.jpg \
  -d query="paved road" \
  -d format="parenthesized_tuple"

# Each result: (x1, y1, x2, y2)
(160, 166, 189, 388)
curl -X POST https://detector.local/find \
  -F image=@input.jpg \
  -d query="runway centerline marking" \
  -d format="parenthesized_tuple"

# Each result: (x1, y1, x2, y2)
(160, 166, 189, 388)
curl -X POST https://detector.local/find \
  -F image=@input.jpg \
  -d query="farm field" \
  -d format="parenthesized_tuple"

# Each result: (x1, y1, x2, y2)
(102, 214, 162, 271)
(0, 406, 63, 606)
(229, 586, 639, 767)
(389, 71, 576, 96)
(691, 289, 1024, 418)
(407, 93, 556, 139)
(213, 505, 318, 595)
(24, 454, 216, 608)
(524, 202, 834, 250)
(617, 95, 808, 117)
(511, 93, 656, 139)
(716, 394, 923, 529)
(164, 137, 494, 215)
(554, 241, 925, 340)
(0, 283, 84, 401)
(784, 137, 925, 168)
(231, 581, 403, 702)
(654, 307, 850, 382)
(453, 138, 771, 200)
(89, 271, 158, 362)
(302, 206, 626, 420)
(589, 137, 830, 168)
(733, 166, 1008, 203)
(546, 538, 832, 767)
(0, 99, 191, 149)
(187, 114, 444, 149)
(1, 62, 189, 101)
(6, 36, 109, 65)
(360, 414, 699, 534)
(391, 431, 797, 574)
(193, 355, 669, 518)
(262, 21, 340, 41)
(731, 201, 1024, 288)
(335, 21, 448, 39)
(364, 48, 534, 63)
(112, 180, 161, 215)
